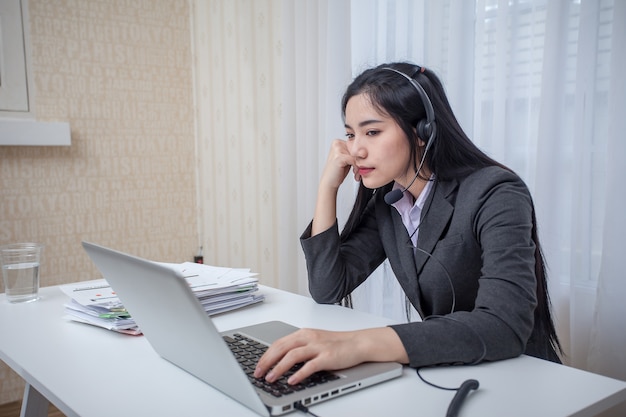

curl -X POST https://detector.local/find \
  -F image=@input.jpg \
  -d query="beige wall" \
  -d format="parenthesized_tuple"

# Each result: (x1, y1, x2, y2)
(0, 0, 197, 404)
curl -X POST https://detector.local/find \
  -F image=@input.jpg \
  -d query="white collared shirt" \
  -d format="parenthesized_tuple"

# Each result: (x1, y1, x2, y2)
(390, 176, 434, 246)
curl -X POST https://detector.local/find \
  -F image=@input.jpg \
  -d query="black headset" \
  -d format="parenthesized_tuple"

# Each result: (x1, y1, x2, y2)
(382, 66, 437, 143)
(381, 66, 438, 205)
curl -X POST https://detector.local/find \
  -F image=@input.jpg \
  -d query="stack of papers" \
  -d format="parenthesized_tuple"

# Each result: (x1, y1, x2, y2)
(60, 262, 264, 335)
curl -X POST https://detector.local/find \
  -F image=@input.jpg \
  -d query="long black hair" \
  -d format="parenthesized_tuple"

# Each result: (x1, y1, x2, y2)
(339, 62, 562, 358)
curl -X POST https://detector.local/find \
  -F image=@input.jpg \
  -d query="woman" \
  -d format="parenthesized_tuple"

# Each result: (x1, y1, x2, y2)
(254, 62, 561, 386)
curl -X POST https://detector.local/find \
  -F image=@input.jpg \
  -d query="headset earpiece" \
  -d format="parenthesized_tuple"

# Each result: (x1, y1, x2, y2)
(417, 119, 433, 142)
(382, 66, 436, 144)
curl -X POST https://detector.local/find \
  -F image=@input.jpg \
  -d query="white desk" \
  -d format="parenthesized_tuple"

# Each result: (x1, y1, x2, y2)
(1, 284, 625, 417)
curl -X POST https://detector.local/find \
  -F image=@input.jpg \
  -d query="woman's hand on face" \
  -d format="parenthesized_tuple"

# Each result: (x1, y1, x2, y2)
(311, 139, 359, 235)
(253, 327, 408, 385)
(319, 139, 359, 191)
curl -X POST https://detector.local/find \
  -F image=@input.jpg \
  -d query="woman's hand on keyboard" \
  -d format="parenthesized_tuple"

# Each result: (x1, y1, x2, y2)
(253, 327, 408, 385)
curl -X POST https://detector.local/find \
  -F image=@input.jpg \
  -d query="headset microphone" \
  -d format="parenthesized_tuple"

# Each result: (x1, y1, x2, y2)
(384, 172, 420, 205)
(383, 188, 404, 205)
(381, 67, 437, 206)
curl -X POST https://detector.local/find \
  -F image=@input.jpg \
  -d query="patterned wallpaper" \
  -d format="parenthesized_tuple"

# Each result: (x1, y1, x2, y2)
(0, 0, 197, 404)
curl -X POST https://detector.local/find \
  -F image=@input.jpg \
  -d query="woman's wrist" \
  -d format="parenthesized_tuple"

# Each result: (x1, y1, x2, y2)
(353, 327, 409, 364)
(312, 186, 339, 235)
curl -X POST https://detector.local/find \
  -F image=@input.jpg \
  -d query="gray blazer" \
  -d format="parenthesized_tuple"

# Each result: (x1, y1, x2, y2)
(301, 166, 558, 368)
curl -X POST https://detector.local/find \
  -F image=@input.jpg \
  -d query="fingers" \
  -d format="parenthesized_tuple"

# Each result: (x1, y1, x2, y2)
(264, 346, 319, 385)
(253, 332, 302, 381)
(286, 358, 322, 385)
(253, 329, 326, 385)
(333, 140, 356, 170)
(353, 164, 361, 182)
(321, 140, 356, 189)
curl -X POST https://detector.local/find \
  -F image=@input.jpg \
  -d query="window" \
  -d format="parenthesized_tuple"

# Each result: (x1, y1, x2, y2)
(474, 0, 613, 285)
(0, 0, 30, 112)
(0, 0, 71, 146)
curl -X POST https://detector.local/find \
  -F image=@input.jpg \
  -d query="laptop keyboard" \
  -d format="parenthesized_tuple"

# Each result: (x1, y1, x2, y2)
(224, 333, 340, 398)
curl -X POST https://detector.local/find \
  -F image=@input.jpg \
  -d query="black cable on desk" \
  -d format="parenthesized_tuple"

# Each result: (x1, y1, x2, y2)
(416, 368, 480, 417)
(294, 402, 321, 417)
(446, 379, 479, 417)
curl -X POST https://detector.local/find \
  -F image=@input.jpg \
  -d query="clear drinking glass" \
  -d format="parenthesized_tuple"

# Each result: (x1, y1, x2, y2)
(1, 243, 44, 303)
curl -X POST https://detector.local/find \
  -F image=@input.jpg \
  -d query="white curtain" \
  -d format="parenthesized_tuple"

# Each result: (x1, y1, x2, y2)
(587, 0, 626, 382)
(278, 0, 353, 294)
(192, 0, 284, 288)
(471, 0, 626, 383)
(281, 0, 626, 384)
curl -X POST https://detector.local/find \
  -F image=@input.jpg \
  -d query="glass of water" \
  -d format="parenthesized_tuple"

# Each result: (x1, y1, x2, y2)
(1, 243, 44, 303)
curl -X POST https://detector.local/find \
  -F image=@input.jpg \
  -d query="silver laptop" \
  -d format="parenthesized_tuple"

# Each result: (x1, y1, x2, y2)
(81, 241, 403, 416)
